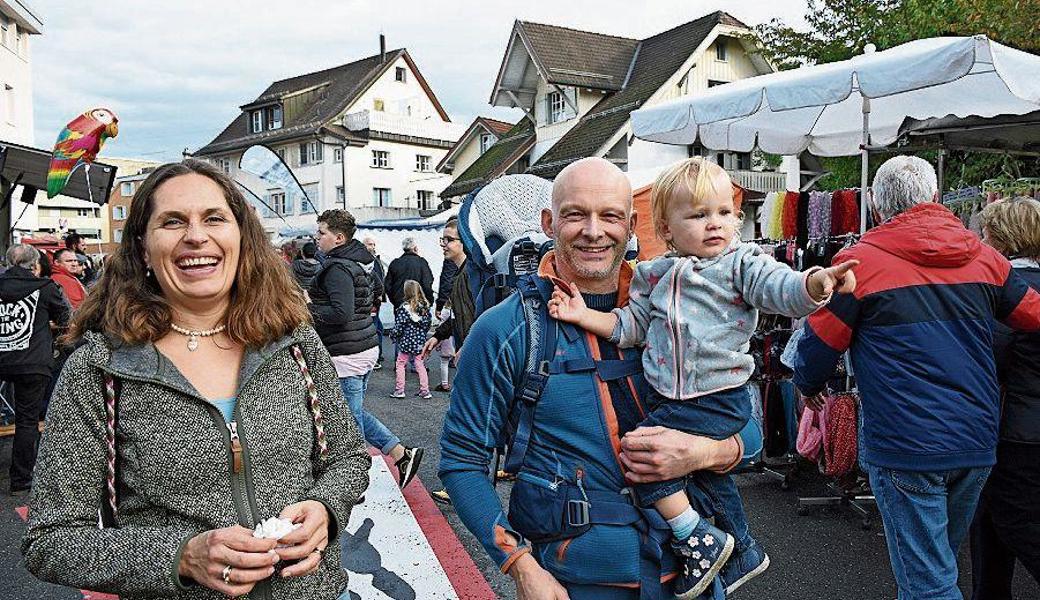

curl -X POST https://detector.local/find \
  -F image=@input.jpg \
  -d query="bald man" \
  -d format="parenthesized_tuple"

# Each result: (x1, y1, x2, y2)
(439, 158, 760, 600)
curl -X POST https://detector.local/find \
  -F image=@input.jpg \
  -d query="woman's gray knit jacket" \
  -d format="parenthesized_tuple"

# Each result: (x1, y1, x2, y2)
(21, 325, 371, 600)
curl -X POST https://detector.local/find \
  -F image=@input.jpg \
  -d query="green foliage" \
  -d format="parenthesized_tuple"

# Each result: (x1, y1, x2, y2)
(754, 0, 1040, 190)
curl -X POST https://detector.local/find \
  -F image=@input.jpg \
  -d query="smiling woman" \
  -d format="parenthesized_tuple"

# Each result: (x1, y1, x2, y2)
(22, 160, 371, 600)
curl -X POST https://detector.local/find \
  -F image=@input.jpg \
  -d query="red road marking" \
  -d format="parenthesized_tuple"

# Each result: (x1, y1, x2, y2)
(380, 453, 497, 600)
(13, 506, 117, 599)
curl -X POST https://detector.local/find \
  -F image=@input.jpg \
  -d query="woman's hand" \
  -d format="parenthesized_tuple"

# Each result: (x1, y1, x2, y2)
(419, 337, 440, 360)
(274, 500, 330, 578)
(547, 283, 587, 325)
(178, 526, 280, 597)
(509, 553, 570, 600)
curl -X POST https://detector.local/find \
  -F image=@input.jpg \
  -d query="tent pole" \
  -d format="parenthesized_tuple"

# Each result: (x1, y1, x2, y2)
(937, 135, 946, 197)
(861, 96, 871, 234)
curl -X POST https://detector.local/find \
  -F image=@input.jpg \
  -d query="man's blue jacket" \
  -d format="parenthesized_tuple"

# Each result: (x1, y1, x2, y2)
(439, 255, 758, 589)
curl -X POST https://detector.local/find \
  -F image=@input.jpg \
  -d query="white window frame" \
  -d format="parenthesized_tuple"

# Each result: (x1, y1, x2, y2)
(217, 158, 231, 174)
(112, 205, 128, 220)
(251, 110, 263, 133)
(333, 148, 343, 163)
(417, 190, 433, 210)
(308, 141, 323, 164)
(120, 182, 135, 197)
(479, 133, 495, 154)
(299, 143, 309, 166)
(395, 67, 407, 83)
(371, 150, 390, 169)
(113, 229, 123, 244)
(76, 208, 93, 217)
(415, 154, 431, 172)
(336, 186, 345, 205)
(715, 40, 728, 62)
(547, 91, 566, 125)
(372, 187, 391, 207)
(276, 147, 286, 162)
(266, 105, 283, 130)
(271, 191, 289, 215)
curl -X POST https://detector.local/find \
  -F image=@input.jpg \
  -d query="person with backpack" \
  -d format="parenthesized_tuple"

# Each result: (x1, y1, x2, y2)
(439, 158, 761, 600)
(548, 157, 856, 597)
(389, 280, 433, 399)
(311, 210, 424, 489)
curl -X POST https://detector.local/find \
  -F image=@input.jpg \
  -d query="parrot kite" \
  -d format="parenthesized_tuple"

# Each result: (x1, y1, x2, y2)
(46, 107, 119, 199)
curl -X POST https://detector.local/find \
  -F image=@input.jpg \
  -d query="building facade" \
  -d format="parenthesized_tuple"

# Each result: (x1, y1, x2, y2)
(195, 43, 464, 237)
(442, 12, 786, 202)
(32, 157, 159, 251)
(0, 0, 43, 239)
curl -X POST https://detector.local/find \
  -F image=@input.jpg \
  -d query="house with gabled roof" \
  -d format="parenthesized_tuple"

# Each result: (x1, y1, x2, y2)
(195, 38, 465, 234)
(442, 11, 785, 201)
(436, 116, 515, 178)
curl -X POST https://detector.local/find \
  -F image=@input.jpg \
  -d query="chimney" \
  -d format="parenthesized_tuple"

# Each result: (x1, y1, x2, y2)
(379, 34, 386, 62)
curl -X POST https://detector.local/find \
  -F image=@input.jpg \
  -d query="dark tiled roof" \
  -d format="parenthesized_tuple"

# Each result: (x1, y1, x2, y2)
(440, 119, 535, 198)
(529, 11, 743, 179)
(197, 50, 405, 156)
(519, 21, 639, 91)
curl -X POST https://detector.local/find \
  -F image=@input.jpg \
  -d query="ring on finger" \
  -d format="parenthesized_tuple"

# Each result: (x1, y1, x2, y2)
(221, 564, 233, 584)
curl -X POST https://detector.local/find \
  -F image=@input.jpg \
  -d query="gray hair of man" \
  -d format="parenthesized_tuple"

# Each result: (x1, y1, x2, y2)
(870, 155, 939, 222)
(6, 244, 41, 269)
(401, 236, 417, 252)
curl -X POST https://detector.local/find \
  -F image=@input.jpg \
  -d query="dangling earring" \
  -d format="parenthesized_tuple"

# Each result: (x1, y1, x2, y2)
(145, 265, 152, 278)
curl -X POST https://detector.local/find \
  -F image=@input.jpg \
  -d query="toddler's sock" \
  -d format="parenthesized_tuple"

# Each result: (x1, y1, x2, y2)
(666, 506, 699, 541)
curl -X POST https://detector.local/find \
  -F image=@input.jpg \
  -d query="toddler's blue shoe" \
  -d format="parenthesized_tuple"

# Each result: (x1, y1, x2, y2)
(670, 518, 734, 599)
(720, 540, 770, 595)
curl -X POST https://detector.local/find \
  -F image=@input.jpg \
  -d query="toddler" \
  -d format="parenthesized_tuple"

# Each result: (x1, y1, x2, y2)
(549, 157, 857, 598)
(434, 302, 455, 392)
(391, 280, 433, 399)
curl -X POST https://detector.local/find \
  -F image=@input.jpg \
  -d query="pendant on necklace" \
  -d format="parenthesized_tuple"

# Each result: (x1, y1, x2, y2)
(187, 335, 200, 352)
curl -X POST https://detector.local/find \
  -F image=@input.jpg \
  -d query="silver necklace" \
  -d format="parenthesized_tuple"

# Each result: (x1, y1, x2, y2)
(169, 323, 226, 352)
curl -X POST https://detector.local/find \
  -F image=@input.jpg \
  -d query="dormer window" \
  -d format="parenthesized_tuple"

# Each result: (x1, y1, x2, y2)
(251, 111, 263, 133)
(715, 40, 728, 62)
(480, 133, 495, 154)
(547, 90, 567, 125)
(266, 105, 283, 130)
(395, 67, 407, 83)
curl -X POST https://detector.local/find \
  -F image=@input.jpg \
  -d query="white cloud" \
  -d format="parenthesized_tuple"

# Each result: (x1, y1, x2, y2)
(30, 0, 808, 163)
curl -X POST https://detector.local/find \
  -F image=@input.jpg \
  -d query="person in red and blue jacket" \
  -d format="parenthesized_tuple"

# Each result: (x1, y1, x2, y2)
(791, 156, 1040, 600)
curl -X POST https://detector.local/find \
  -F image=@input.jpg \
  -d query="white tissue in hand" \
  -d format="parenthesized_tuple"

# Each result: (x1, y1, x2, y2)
(253, 517, 301, 539)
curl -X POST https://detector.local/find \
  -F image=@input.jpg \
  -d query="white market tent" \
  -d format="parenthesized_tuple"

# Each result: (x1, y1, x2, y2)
(630, 35, 1040, 231)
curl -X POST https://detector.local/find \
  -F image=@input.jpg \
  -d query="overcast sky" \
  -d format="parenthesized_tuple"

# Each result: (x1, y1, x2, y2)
(29, 0, 808, 163)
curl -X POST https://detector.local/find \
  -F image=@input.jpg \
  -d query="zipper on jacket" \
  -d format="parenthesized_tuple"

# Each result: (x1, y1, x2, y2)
(669, 263, 683, 396)
(227, 422, 243, 473)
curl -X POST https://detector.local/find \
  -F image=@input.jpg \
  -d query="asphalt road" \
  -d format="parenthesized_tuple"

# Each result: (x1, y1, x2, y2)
(2, 345, 1038, 599)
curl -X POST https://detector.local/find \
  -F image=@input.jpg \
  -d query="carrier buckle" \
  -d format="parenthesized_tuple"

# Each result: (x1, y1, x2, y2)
(567, 499, 591, 528)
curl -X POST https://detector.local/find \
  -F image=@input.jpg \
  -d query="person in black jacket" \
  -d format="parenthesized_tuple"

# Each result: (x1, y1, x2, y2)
(971, 197, 1040, 597)
(384, 237, 433, 308)
(291, 241, 322, 292)
(310, 210, 423, 489)
(0, 244, 71, 495)
(363, 237, 388, 366)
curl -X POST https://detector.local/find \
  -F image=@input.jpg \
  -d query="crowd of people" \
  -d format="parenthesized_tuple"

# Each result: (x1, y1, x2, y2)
(0, 152, 1037, 600)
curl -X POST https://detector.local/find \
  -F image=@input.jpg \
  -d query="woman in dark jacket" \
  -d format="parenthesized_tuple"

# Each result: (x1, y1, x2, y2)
(22, 161, 369, 600)
(971, 196, 1040, 598)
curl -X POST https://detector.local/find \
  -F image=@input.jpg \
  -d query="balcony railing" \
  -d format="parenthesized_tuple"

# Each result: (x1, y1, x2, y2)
(343, 110, 466, 144)
(731, 170, 787, 193)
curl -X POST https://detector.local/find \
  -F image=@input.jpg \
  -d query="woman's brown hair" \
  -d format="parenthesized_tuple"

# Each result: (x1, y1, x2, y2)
(67, 159, 311, 347)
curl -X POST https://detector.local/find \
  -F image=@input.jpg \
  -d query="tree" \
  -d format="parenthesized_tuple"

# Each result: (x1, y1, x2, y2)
(754, 0, 1040, 190)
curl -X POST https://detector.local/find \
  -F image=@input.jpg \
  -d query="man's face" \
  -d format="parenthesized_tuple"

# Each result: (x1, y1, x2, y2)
(56, 251, 81, 274)
(315, 222, 344, 253)
(542, 169, 634, 289)
(363, 238, 377, 256)
(440, 226, 464, 263)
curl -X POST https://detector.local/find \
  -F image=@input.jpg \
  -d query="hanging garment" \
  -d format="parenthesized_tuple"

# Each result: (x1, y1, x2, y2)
(769, 192, 786, 240)
(830, 190, 860, 235)
(808, 191, 831, 238)
(758, 192, 776, 239)
(796, 192, 810, 248)
(782, 191, 800, 239)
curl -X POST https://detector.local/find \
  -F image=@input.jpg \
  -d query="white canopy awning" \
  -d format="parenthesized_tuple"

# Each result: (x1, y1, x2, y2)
(631, 36, 1040, 157)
